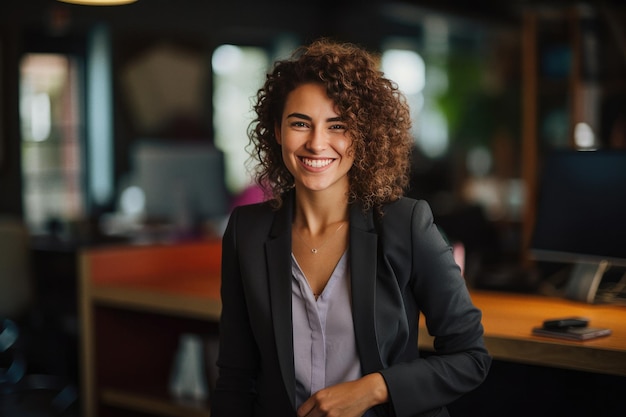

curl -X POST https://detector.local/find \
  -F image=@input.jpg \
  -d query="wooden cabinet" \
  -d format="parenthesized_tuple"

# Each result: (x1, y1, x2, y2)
(78, 240, 222, 417)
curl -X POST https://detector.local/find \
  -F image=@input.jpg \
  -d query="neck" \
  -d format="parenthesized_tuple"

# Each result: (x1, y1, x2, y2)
(293, 189, 349, 234)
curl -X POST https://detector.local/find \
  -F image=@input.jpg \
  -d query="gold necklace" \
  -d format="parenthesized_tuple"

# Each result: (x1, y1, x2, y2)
(294, 221, 346, 254)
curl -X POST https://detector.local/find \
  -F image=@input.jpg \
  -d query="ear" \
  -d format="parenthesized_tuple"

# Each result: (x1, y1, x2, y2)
(274, 122, 282, 145)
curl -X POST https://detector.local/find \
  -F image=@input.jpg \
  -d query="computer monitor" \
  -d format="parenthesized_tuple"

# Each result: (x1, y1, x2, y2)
(131, 139, 230, 229)
(530, 149, 626, 303)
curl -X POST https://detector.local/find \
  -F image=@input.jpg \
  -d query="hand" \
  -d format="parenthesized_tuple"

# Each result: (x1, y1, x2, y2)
(296, 373, 388, 417)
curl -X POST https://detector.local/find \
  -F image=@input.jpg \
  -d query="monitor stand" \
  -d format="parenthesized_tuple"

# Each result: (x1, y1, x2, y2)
(564, 260, 610, 303)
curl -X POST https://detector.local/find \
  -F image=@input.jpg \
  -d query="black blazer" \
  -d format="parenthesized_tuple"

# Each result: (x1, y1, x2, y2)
(212, 192, 491, 417)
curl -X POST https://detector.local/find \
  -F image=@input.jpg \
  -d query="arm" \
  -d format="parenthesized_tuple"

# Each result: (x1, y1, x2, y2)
(379, 200, 491, 417)
(211, 209, 259, 417)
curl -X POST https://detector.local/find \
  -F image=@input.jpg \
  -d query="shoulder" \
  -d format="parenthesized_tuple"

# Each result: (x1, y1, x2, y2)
(231, 200, 275, 218)
(375, 197, 443, 252)
(225, 201, 276, 237)
(380, 197, 434, 224)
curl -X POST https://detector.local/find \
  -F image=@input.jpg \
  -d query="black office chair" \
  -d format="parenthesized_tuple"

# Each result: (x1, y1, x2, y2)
(1, 318, 77, 416)
(0, 217, 77, 416)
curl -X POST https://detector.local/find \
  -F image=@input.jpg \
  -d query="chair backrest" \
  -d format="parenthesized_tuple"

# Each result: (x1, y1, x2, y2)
(0, 216, 33, 320)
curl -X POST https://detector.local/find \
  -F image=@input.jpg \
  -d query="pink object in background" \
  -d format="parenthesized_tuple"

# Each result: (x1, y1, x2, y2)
(230, 184, 266, 209)
(453, 242, 465, 277)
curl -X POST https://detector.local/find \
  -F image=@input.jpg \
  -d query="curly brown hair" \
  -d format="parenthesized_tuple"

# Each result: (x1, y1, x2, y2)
(248, 38, 413, 210)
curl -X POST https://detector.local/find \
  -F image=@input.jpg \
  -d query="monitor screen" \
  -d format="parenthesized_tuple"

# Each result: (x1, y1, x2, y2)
(131, 140, 230, 225)
(530, 149, 626, 267)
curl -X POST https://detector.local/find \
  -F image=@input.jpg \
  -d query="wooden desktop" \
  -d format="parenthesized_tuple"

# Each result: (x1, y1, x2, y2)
(418, 290, 626, 377)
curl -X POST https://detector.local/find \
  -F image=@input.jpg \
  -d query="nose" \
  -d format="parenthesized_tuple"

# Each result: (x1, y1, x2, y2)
(305, 127, 327, 153)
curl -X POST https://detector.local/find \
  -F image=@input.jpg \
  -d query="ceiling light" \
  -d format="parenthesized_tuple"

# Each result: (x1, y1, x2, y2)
(57, 0, 138, 5)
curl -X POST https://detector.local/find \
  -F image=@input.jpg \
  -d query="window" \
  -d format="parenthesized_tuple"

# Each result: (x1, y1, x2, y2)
(20, 53, 84, 234)
(212, 44, 269, 196)
(382, 44, 449, 159)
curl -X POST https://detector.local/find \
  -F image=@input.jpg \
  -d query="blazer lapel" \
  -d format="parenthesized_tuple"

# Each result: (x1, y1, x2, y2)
(266, 194, 297, 408)
(349, 203, 384, 374)
(264, 195, 383, 407)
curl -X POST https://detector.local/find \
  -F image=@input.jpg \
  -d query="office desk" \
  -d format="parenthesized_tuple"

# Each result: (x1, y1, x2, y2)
(80, 239, 625, 417)
(419, 290, 626, 377)
(80, 240, 222, 417)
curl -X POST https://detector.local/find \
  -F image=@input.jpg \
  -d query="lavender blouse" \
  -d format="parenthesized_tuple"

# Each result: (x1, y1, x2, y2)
(291, 251, 375, 415)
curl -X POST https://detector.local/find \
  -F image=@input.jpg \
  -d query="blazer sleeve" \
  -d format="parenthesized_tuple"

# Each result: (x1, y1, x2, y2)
(378, 200, 491, 417)
(211, 208, 259, 416)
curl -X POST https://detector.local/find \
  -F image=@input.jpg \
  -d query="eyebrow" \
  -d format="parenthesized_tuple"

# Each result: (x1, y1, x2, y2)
(286, 113, 343, 122)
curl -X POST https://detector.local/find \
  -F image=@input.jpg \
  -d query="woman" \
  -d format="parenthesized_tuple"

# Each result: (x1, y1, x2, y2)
(212, 38, 491, 417)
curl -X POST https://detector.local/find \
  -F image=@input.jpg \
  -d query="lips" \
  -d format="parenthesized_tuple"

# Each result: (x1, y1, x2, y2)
(300, 157, 334, 168)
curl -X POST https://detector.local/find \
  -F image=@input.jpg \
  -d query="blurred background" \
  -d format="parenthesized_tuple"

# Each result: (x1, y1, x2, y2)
(0, 0, 625, 416)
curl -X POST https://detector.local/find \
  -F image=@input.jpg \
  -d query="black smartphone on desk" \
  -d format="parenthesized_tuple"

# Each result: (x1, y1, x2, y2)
(532, 326, 612, 341)
(542, 317, 589, 329)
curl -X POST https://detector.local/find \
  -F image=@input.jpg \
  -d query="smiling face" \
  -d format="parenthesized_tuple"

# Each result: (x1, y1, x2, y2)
(275, 83, 354, 197)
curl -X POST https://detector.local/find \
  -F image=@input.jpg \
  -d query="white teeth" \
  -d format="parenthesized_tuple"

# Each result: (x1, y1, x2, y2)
(302, 158, 333, 168)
